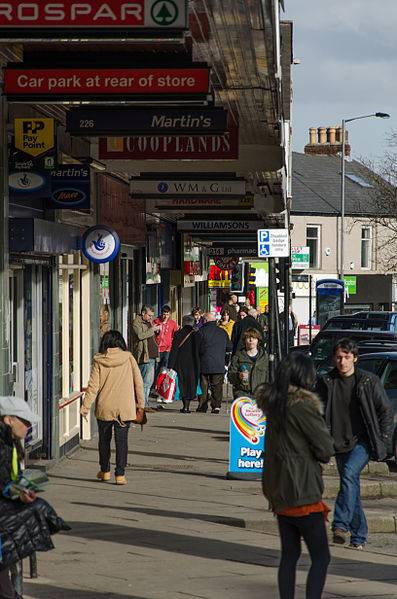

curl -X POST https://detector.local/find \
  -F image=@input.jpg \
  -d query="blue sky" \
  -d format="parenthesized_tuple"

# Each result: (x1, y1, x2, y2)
(284, 1, 396, 161)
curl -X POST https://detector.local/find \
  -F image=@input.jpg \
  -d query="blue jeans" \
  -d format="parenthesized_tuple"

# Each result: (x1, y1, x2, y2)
(333, 441, 370, 545)
(139, 359, 156, 407)
(154, 351, 170, 383)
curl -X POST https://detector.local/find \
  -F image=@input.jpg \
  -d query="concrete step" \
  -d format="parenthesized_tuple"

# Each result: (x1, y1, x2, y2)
(323, 476, 397, 500)
(323, 460, 390, 477)
(223, 497, 397, 535)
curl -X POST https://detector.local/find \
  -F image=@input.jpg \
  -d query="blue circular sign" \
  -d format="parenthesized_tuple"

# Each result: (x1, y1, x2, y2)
(81, 225, 120, 264)
(158, 182, 169, 193)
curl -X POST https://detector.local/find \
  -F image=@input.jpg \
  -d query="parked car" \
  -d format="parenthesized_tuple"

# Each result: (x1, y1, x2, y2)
(322, 312, 397, 332)
(310, 329, 397, 375)
(359, 352, 397, 461)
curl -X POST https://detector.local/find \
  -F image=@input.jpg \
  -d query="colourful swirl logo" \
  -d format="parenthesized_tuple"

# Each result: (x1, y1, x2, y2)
(231, 397, 266, 445)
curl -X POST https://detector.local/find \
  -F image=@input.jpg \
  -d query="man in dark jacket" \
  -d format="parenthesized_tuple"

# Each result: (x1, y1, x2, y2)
(231, 306, 263, 354)
(222, 293, 239, 322)
(317, 338, 393, 549)
(197, 313, 230, 413)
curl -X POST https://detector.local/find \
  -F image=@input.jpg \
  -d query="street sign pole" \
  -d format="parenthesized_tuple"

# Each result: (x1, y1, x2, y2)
(283, 256, 290, 356)
(268, 257, 276, 382)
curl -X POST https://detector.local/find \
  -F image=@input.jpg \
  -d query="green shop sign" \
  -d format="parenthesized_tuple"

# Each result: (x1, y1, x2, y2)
(291, 246, 310, 270)
(344, 275, 357, 295)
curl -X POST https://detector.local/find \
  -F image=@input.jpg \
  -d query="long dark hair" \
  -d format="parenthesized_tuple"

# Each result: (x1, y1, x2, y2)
(257, 352, 316, 426)
(99, 330, 127, 353)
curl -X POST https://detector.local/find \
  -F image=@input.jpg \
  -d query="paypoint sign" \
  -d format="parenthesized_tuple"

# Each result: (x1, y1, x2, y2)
(14, 118, 55, 157)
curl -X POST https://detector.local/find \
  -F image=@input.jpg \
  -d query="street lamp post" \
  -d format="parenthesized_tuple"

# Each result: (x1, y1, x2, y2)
(339, 112, 390, 282)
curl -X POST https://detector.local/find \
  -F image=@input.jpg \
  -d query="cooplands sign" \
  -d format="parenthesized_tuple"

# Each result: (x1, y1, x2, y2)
(0, 0, 188, 36)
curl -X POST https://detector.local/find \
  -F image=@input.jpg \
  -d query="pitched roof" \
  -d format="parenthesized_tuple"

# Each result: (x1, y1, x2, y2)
(292, 151, 377, 215)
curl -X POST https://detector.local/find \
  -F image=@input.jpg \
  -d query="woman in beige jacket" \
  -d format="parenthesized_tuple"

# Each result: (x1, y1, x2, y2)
(80, 330, 145, 485)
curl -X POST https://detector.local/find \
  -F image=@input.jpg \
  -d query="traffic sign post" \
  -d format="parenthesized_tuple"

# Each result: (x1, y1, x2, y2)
(257, 229, 289, 258)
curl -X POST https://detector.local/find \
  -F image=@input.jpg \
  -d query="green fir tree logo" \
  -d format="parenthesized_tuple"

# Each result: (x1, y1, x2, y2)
(151, 0, 179, 26)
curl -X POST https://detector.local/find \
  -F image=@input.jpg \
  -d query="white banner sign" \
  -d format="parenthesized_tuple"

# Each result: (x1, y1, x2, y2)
(131, 178, 246, 197)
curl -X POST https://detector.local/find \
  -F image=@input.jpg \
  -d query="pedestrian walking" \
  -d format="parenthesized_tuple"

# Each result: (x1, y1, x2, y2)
(231, 305, 263, 354)
(197, 313, 229, 414)
(218, 307, 235, 367)
(80, 330, 145, 485)
(228, 328, 268, 398)
(192, 306, 205, 330)
(131, 305, 161, 411)
(222, 293, 239, 322)
(0, 397, 70, 599)
(257, 352, 334, 599)
(317, 338, 393, 549)
(280, 305, 298, 349)
(153, 305, 178, 377)
(168, 315, 201, 413)
(217, 307, 235, 339)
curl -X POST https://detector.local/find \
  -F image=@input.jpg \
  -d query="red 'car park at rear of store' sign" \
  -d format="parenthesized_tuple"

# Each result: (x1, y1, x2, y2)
(4, 68, 210, 96)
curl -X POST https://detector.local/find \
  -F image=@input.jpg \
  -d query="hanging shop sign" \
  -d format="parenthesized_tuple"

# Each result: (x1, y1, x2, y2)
(177, 220, 263, 233)
(131, 177, 246, 199)
(9, 118, 56, 201)
(0, 1, 188, 39)
(153, 194, 253, 211)
(48, 165, 90, 209)
(208, 244, 258, 257)
(98, 119, 239, 160)
(66, 106, 228, 136)
(213, 256, 239, 270)
(14, 118, 55, 158)
(228, 396, 266, 479)
(81, 225, 120, 264)
(4, 66, 210, 99)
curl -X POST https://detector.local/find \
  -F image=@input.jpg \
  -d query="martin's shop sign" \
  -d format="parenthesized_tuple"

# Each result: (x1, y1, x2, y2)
(4, 66, 210, 100)
(9, 118, 56, 201)
(99, 118, 239, 160)
(66, 107, 228, 136)
(131, 177, 246, 199)
(48, 165, 90, 210)
(0, 1, 188, 38)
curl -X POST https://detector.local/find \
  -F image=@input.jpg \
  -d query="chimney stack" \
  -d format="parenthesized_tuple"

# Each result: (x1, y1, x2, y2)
(304, 126, 351, 156)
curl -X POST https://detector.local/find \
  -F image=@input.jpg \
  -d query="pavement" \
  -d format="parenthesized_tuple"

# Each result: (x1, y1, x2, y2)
(22, 402, 397, 599)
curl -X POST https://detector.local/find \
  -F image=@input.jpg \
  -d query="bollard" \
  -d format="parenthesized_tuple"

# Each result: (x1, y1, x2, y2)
(29, 552, 38, 579)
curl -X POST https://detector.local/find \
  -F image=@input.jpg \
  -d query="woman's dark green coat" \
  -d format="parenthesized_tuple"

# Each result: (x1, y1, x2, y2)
(261, 386, 334, 513)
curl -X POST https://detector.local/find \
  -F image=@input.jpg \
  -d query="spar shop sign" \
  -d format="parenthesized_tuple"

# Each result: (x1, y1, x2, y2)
(0, 1, 188, 37)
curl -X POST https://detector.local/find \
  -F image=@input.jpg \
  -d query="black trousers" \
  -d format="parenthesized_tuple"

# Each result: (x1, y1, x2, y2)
(97, 419, 130, 477)
(0, 568, 16, 599)
(199, 373, 224, 409)
(277, 512, 330, 599)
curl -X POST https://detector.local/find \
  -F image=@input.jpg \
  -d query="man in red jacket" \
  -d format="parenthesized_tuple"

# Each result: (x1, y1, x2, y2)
(153, 305, 178, 378)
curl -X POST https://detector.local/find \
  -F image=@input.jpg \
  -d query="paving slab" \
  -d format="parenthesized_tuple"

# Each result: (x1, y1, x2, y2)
(21, 405, 397, 598)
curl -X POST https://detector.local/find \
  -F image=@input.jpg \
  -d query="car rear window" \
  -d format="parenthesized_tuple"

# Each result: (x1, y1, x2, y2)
(359, 358, 385, 375)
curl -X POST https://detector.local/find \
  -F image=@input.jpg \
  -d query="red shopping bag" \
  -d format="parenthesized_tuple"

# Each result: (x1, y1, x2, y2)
(155, 368, 177, 403)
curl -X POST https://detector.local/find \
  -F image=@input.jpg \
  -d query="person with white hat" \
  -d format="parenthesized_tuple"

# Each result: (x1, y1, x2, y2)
(0, 396, 70, 599)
